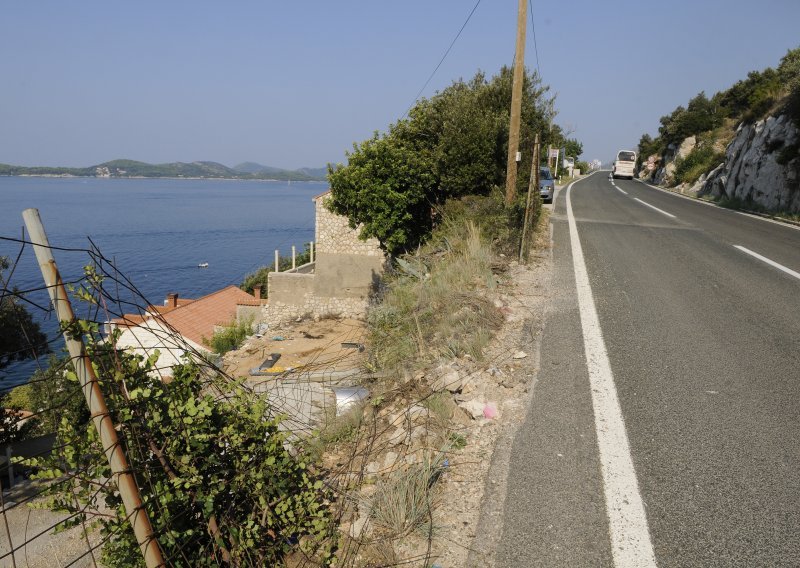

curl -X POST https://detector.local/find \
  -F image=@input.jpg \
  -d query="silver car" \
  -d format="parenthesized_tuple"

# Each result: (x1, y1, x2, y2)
(539, 167, 555, 203)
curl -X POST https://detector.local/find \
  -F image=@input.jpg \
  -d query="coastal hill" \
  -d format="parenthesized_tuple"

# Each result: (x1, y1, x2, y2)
(0, 159, 327, 181)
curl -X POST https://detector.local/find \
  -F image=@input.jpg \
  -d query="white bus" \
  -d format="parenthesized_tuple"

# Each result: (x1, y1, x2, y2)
(612, 150, 636, 179)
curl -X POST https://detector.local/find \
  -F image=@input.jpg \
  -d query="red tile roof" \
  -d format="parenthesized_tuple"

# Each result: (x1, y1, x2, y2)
(113, 286, 260, 347)
(157, 285, 260, 346)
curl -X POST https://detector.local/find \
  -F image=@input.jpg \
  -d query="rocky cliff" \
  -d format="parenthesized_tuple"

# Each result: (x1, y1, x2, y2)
(644, 114, 800, 214)
(698, 115, 800, 213)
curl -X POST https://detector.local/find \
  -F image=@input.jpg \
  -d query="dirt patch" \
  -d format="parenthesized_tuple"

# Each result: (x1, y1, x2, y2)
(222, 318, 369, 379)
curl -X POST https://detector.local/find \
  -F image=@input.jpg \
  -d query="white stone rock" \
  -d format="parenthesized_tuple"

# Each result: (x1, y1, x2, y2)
(458, 399, 486, 420)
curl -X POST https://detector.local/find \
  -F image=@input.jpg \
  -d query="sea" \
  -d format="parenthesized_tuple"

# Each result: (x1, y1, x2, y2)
(0, 176, 324, 389)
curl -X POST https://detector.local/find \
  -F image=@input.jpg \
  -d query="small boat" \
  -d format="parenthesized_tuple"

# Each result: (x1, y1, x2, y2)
(198, 262, 209, 268)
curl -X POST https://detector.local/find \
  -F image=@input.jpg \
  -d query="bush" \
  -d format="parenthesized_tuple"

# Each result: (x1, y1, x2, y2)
(24, 344, 335, 567)
(204, 317, 253, 354)
(328, 67, 554, 256)
(674, 146, 726, 185)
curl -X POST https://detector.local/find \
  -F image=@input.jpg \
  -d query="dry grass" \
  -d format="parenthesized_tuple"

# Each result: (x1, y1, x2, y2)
(369, 450, 448, 537)
(367, 221, 503, 373)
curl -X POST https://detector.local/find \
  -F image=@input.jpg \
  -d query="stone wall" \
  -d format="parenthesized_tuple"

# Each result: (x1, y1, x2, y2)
(314, 192, 383, 256)
(263, 193, 387, 326)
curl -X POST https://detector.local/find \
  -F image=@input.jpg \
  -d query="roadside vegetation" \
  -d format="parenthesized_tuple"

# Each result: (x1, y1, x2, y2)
(2, 64, 571, 566)
(327, 66, 575, 255)
(637, 46, 800, 181)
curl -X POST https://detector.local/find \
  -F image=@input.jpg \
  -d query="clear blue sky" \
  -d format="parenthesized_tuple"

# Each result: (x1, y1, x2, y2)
(2, 0, 798, 169)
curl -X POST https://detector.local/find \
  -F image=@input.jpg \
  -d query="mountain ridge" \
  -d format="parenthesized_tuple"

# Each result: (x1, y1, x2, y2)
(0, 159, 328, 181)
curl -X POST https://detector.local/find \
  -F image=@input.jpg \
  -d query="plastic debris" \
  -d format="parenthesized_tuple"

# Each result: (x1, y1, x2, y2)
(271, 336, 285, 341)
(483, 402, 498, 419)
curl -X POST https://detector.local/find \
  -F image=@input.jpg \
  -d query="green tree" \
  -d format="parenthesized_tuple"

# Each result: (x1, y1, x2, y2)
(25, 334, 334, 566)
(328, 132, 437, 255)
(328, 66, 554, 255)
(0, 256, 48, 369)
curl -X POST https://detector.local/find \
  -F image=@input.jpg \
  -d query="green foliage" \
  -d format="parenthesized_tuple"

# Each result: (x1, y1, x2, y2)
(563, 138, 583, 160)
(776, 142, 800, 166)
(327, 133, 437, 255)
(0, 256, 49, 369)
(367, 197, 512, 372)
(204, 317, 254, 355)
(328, 66, 555, 255)
(641, 47, 800, 177)
(778, 47, 800, 126)
(16, 355, 88, 437)
(673, 146, 726, 185)
(240, 244, 312, 296)
(23, 337, 334, 566)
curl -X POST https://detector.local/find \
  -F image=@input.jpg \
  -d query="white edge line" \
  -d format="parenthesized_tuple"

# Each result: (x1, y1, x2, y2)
(566, 179, 658, 567)
(616, 186, 628, 195)
(634, 179, 800, 232)
(633, 197, 676, 219)
(733, 245, 800, 280)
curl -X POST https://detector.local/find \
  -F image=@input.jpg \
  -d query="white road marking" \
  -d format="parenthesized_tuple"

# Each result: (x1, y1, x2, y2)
(616, 186, 628, 195)
(635, 179, 800, 232)
(634, 198, 676, 219)
(566, 180, 658, 567)
(734, 245, 800, 281)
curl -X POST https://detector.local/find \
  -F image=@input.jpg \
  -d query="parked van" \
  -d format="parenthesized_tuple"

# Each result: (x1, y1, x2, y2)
(612, 150, 636, 179)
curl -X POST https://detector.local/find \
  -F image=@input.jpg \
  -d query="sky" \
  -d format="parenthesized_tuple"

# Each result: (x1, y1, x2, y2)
(1, 0, 799, 170)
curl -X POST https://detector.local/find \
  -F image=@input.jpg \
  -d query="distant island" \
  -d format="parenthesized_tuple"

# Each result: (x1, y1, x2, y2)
(0, 159, 328, 182)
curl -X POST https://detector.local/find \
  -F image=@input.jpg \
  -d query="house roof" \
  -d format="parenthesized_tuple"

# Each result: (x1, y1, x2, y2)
(157, 285, 260, 346)
(112, 285, 260, 348)
(312, 189, 331, 201)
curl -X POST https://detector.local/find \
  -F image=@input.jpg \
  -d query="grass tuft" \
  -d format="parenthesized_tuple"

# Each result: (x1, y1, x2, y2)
(369, 451, 447, 537)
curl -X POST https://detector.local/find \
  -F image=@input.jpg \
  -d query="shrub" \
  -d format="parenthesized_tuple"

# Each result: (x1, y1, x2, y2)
(674, 146, 726, 185)
(24, 344, 335, 567)
(204, 316, 253, 354)
(328, 66, 553, 256)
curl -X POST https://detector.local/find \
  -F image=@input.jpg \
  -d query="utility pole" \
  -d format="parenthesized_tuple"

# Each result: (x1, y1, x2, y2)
(519, 132, 540, 262)
(505, 0, 527, 206)
(23, 209, 166, 568)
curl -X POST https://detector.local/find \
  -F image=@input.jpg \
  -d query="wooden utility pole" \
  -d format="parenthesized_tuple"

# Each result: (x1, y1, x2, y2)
(520, 133, 541, 262)
(505, 0, 527, 206)
(22, 208, 166, 568)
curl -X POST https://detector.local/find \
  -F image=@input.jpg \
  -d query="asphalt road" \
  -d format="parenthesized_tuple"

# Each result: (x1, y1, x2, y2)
(494, 172, 800, 567)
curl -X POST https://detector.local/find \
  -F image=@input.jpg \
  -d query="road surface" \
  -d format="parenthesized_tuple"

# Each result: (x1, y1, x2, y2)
(493, 172, 800, 567)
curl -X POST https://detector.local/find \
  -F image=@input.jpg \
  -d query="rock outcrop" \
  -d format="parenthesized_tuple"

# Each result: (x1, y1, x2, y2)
(698, 115, 800, 213)
(652, 135, 697, 186)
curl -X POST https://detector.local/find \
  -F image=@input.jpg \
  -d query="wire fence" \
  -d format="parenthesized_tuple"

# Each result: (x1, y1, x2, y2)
(0, 208, 533, 567)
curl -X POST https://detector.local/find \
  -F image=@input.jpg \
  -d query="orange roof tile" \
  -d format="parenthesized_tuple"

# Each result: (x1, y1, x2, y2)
(157, 285, 259, 346)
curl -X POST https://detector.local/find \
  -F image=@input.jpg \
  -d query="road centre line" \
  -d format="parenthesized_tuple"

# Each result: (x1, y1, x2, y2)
(734, 245, 800, 281)
(633, 198, 676, 219)
(566, 180, 658, 567)
(615, 185, 628, 195)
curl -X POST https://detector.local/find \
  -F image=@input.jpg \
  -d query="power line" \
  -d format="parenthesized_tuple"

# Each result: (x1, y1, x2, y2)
(403, 0, 482, 118)
(528, 0, 541, 80)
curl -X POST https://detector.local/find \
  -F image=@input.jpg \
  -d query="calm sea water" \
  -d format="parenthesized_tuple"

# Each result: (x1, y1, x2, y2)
(0, 176, 324, 387)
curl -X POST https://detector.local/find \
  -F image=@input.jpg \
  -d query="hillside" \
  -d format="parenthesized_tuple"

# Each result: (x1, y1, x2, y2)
(637, 47, 800, 215)
(0, 159, 327, 181)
